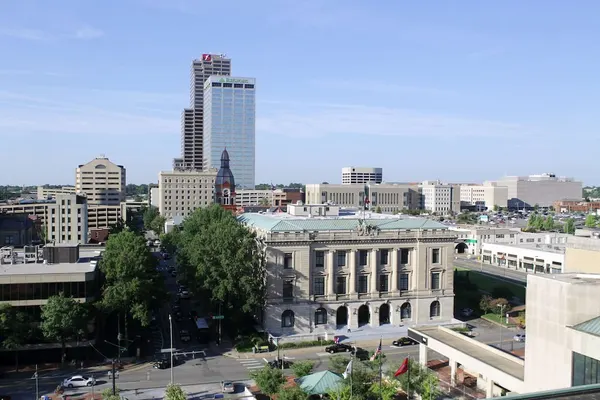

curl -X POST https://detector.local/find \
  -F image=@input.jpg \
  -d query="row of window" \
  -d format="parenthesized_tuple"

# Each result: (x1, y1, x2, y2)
(280, 301, 441, 328)
(282, 271, 442, 297)
(0, 281, 95, 302)
(285, 248, 422, 269)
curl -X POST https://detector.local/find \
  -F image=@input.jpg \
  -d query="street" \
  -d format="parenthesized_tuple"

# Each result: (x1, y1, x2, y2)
(454, 257, 529, 283)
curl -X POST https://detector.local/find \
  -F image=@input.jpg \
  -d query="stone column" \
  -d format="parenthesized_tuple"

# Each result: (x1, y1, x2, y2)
(370, 249, 378, 294)
(419, 343, 428, 366)
(449, 358, 457, 386)
(390, 248, 398, 293)
(327, 250, 335, 298)
(349, 250, 357, 296)
(486, 379, 494, 398)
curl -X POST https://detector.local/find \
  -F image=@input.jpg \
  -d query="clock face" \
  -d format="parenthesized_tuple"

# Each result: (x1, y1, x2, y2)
(202, 54, 212, 62)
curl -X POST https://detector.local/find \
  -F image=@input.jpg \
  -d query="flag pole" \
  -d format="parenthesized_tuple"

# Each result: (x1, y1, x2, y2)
(407, 356, 411, 400)
(379, 337, 383, 400)
(350, 352, 353, 399)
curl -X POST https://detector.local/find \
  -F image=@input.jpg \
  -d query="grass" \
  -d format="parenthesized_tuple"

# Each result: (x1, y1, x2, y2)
(455, 267, 526, 302)
(482, 313, 515, 327)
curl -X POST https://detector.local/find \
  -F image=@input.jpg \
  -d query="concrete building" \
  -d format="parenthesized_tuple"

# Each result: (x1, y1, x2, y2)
(86, 205, 120, 231)
(75, 156, 126, 205)
(158, 169, 217, 219)
(203, 76, 256, 189)
(305, 183, 421, 214)
(480, 241, 565, 274)
(420, 181, 461, 214)
(178, 54, 231, 171)
(286, 203, 341, 217)
(36, 186, 76, 200)
(0, 214, 39, 247)
(554, 199, 600, 213)
(273, 188, 304, 207)
(238, 211, 457, 339)
(341, 167, 383, 184)
(236, 189, 273, 207)
(0, 194, 88, 244)
(460, 184, 508, 210)
(489, 173, 582, 209)
(148, 184, 159, 208)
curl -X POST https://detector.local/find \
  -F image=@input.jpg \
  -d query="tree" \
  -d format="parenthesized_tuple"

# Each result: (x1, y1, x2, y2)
(327, 384, 353, 400)
(291, 360, 314, 377)
(0, 304, 31, 370)
(100, 230, 167, 327)
(585, 214, 597, 228)
(40, 293, 88, 363)
(165, 383, 187, 400)
(393, 359, 440, 398)
(374, 205, 382, 214)
(177, 205, 267, 326)
(329, 355, 352, 374)
(493, 205, 499, 212)
(369, 380, 401, 400)
(259, 197, 271, 207)
(150, 214, 166, 235)
(277, 385, 310, 400)
(527, 214, 543, 231)
(564, 218, 576, 234)
(249, 366, 286, 399)
(543, 215, 555, 231)
(490, 298, 510, 315)
(160, 229, 180, 254)
(420, 371, 441, 400)
(479, 294, 493, 314)
(143, 207, 160, 230)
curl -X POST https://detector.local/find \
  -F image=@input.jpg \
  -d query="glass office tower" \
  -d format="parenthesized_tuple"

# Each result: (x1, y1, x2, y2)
(203, 76, 256, 189)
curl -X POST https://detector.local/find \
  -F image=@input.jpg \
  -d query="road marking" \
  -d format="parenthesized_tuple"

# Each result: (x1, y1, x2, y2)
(262, 358, 269, 363)
(246, 365, 264, 370)
(316, 352, 330, 357)
(239, 360, 259, 364)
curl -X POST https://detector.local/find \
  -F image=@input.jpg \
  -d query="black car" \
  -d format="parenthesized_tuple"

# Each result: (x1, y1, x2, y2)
(153, 359, 171, 369)
(392, 337, 418, 347)
(325, 343, 354, 354)
(268, 358, 293, 369)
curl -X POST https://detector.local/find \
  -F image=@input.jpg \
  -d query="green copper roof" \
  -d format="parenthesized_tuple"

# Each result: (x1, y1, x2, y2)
(572, 316, 600, 338)
(237, 213, 448, 232)
(296, 370, 343, 395)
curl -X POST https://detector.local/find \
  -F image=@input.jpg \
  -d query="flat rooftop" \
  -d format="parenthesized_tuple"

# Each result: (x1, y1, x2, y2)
(530, 273, 600, 285)
(0, 248, 102, 275)
(502, 383, 600, 399)
(412, 325, 524, 380)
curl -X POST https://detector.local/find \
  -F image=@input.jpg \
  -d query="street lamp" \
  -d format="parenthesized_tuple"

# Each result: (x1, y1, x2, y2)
(169, 314, 174, 385)
(497, 304, 506, 349)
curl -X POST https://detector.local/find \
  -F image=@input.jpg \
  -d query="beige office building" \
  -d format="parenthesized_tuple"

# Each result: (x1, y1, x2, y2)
(235, 189, 273, 207)
(489, 173, 582, 208)
(341, 167, 383, 184)
(75, 156, 126, 205)
(239, 210, 457, 339)
(0, 193, 88, 244)
(36, 186, 76, 200)
(305, 183, 421, 214)
(460, 184, 508, 210)
(420, 180, 461, 214)
(158, 169, 218, 219)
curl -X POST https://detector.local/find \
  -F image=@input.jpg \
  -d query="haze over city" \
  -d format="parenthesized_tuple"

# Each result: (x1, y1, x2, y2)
(1, 0, 599, 185)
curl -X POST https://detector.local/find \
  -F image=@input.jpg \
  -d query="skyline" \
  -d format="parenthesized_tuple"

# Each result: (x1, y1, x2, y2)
(1, 1, 600, 185)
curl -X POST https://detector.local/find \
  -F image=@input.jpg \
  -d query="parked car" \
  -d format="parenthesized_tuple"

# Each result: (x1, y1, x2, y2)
(221, 381, 235, 393)
(325, 343, 354, 354)
(178, 290, 190, 299)
(62, 376, 96, 388)
(180, 329, 191, 342)
(392, 337, 418, 347)
(513, 333, 526, 342)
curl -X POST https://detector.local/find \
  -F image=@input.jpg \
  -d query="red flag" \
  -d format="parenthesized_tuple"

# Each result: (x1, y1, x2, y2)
(394, 358, 409, 377)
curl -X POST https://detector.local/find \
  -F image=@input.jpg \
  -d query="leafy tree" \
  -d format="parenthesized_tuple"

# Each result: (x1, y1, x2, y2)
(259, 197, 271, 207)
(585, 214, 597, 228)
(479, 294, 493, 314)
(327, 384, 353, 400)
(0, 304, 31, 370)
(160, 229, 180, 254)
(249, 366, 286, 399)
(291, 360, 314, 377)
(394, 359, 425, 397)
(534, 204, 539, 211)
(40, 293, 88, 363)
(420, 371, 441, 400)
(527, 214, 543, 231)
(100, 230, 167, 327)
(329, 355, 352, 374)
(564, 218, 576, 234)
(543, 215, 555, 231)
(143, 207, 160, 230)
(102, 387, 121, 400)
(493, 205, 499, 212)
(165, 383, 187, 400)
(490, 298, 510, 314)
(177, 205, 267, 326)
(374, 206, 382, 214)
(150, 214, 166, 235)
(277, 385, 310, 400)
(369, 380, 401, 400)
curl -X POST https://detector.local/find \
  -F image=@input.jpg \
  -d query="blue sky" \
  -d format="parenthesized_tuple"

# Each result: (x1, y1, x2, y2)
(1, 0, 599, 186)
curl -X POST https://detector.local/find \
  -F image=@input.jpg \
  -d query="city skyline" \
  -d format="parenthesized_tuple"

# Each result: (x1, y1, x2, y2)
(1, 1, 600, 185)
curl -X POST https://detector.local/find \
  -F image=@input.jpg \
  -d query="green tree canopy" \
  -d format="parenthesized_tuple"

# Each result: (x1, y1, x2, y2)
(479, 294, 493, 314)
(177, 205, 267, 317)
(543, 215, 555, 231)
(40, 293, 88, 362)
(564, 218, 576, 234)
(291, 360, 314, 378)
(585, 214, 597, 228)
(250, 366, 286, 399)
(100, 230, 167, 326)
(165, 384, 187, 400)
(392, 358, 439, 398)
(0, 304, 31, 350)
(277, 385, 310, 400)
(527, 214, 544, 231)
(143, 207, 160, 230)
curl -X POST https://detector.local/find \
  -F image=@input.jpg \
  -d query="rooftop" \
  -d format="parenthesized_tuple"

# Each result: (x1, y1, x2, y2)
(572, 316, 600, 338)
(502, 383, 600, 399)
(0, 248, 102, 275)
(238, 212, 448, 233)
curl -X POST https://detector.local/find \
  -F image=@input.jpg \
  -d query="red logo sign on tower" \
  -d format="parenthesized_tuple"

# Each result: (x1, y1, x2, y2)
(202, 54, 212, 61)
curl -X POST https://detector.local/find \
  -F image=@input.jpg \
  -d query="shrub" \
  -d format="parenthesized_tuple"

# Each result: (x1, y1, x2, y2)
(278, 339, 334, 349)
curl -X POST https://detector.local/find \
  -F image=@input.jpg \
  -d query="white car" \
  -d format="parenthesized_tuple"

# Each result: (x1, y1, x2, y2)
(178, 290, 190, 299)
(513, 333, 526, 342)
(221, 380, 235, 393)
(63, 375, 96, 387)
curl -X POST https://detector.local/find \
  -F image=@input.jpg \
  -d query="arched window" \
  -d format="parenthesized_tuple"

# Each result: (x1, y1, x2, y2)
(282, 310, 295, 328)
(430, 301, 441, 318)
(315, 308, 327, 325)
(400, 302, 412, 319)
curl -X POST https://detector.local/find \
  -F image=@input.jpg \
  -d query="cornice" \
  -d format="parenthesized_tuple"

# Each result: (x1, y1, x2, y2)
(266, 237, 457, 247)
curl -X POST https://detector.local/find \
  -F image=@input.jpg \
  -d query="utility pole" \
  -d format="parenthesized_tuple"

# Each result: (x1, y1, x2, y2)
(34, 364, 39, 400)
(112, 360, 116, 396)
(169, 314, 174, 385)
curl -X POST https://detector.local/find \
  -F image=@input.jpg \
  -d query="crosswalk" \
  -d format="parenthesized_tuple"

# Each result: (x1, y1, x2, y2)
(238, 358, 266, 370)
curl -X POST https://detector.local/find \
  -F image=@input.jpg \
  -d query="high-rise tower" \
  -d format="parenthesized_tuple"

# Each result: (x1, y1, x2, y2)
(177, 53, 231, 171)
